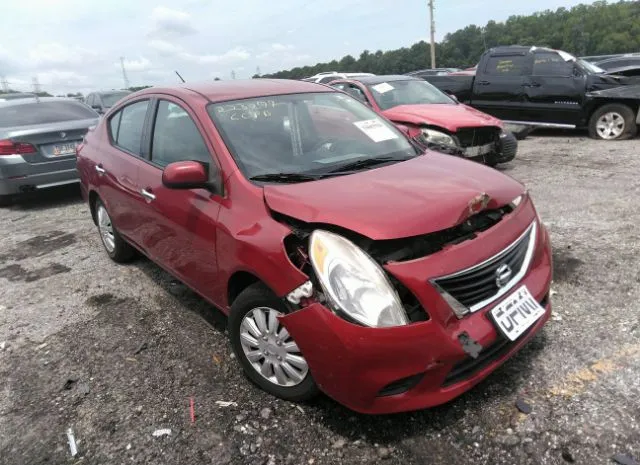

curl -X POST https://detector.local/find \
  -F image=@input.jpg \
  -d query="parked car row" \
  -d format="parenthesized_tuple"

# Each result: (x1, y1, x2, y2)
(72, 79, 552, 413)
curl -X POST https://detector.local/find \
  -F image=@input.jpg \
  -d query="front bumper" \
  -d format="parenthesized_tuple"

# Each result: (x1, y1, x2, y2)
(280, 210, 552, 414)
(0, 155, 78, 196)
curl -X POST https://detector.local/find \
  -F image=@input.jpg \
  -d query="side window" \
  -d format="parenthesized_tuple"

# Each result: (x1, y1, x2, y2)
(108, 111, 122, 141)
(533, 52, 573, 76)
(111, 100, 149, 156)
(86, 94, 94, 106)
(346, 84, 369, 104)
(484, 55, 527, 76)
(151, 100, 212, 167)
(331, 83, 346, 91)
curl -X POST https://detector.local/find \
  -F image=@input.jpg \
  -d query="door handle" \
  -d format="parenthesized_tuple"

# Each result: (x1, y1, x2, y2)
(141, 188, 156, 202)
(477, 80, 490, 86)
(95, 165, 106, 175)
(523, 82, 541, 88)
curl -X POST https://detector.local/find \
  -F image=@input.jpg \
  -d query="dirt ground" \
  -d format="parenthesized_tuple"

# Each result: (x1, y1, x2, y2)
(1, 133, 639, 465)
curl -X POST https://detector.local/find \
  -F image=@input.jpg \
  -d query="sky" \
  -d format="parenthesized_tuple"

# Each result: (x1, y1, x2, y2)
(0, 0, 591, 95)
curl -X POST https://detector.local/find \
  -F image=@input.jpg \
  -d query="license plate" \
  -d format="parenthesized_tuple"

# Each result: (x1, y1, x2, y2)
(490, 286, 545, 341)
(52, 143, 77, 156)
(464, 143, 494, 157)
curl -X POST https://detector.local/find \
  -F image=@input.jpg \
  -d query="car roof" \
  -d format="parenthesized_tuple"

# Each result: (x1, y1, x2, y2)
(95, 90, 132, 95)
(0, 97, 83, 108)
(336, 75, 418, 85)
(135, 79, 335, 103)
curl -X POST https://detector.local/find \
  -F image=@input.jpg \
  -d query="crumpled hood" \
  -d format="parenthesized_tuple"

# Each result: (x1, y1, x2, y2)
(263, 153, 523, 240)
(382, 103, 503, 132)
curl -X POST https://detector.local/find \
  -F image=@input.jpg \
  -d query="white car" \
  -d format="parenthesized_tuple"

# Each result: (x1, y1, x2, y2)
(301, 72, 375, 84)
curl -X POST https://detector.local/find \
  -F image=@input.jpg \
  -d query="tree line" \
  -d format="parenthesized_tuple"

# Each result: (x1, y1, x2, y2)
(260, 0, 640, 79)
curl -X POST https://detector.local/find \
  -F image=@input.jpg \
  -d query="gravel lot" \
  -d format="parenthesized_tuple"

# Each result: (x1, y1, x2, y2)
(1, 134, 639, 465)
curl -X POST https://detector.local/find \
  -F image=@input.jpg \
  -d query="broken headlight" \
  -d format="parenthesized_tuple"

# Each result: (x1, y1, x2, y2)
(309, 230, 408, 328)
(421, 128, 458, 149)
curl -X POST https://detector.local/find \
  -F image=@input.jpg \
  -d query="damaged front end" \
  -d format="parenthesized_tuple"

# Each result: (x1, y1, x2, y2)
(277, 200, 516, 325)
(414, 126, 516, 166)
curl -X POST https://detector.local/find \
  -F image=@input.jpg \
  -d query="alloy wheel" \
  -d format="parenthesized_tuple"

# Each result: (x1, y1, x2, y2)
(239, 307, 309, 387)
(97, 204, 116, 253)
(596, 112, 625, 140)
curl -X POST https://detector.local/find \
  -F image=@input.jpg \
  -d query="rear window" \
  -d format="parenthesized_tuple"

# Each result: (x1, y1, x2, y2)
(0, 101, 98, 128)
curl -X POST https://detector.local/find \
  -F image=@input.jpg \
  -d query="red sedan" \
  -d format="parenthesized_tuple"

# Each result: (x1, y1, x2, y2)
(77, 80, 552, 414)
(329, 75, 518, 166)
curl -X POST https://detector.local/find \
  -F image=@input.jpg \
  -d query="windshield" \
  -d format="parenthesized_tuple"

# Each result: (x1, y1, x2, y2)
(208, 92, 418, 181)
(577, 59, 605, 74)
(366, 80, 454, 110)
(101, 92, 131, 107)
(0, 101, 98, 128)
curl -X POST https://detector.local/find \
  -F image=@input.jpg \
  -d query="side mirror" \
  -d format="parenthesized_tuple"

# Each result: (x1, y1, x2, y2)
(449, 94, 459, 102)
(162, 161, 210, 190)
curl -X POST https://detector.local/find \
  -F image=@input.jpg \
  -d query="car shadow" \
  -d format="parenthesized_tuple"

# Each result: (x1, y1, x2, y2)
(131, 256, 228, 333)
(4, 184, 84, 211)
(302, 330, 548, 444)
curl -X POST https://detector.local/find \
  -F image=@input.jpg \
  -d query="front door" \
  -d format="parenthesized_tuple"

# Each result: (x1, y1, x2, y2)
(472, 52, 529, 121)
(521, 50, 584, 126)
(135, 98, 223, 304)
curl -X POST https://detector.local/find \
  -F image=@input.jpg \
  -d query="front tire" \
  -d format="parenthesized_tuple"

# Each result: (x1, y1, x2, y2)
(588, 104, 637, 140)
(0, 195, 14, 208)
(95, 199, 135, 263)
(229, 283, 319, 402)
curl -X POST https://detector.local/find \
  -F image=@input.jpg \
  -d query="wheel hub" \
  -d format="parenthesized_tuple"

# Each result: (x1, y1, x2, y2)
(239, 307, 309, 387)
(596, 112, 625, 140)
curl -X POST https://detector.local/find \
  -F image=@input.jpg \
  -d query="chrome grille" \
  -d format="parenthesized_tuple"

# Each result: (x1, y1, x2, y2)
(455, 127, 500, 148)
(432, 222, 537, 316)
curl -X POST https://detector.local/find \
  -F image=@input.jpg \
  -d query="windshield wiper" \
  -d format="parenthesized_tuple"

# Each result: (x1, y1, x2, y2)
(324, 156, 414, 174)
(250, 172, 323, 183)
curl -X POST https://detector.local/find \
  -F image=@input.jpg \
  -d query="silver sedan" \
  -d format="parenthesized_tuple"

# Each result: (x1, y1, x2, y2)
(0, 97, 99, 206)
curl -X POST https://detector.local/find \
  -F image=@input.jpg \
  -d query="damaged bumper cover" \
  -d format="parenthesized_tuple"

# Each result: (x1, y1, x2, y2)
(278, 215, 552, 414)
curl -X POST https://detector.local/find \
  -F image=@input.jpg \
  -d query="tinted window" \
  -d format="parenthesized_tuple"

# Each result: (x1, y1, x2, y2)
(208, 92, 416, 180)
(112, 100, 149, 155)
(0, 101, 98, 128)
(151, 100, 211, 167)
(484, 55, 526, 76)
(533, 52, 573, 76)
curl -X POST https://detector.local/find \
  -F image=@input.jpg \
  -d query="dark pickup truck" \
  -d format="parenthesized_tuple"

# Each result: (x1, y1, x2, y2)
(423, 46, 640, 140)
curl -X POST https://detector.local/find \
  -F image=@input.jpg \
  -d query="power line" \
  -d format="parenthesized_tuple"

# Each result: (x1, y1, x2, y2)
(428, 0, 436, 69)
(32, 76, 42, 93)
(120, 57, 130, 89)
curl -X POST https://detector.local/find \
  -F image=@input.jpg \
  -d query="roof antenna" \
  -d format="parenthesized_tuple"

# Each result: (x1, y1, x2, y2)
(175, 71, 186, 83)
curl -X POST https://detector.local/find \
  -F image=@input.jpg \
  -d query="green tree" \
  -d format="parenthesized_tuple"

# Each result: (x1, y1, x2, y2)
(263, 1, 640, 78)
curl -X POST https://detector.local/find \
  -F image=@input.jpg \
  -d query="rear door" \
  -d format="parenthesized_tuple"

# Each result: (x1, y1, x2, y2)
(472, 52, 529, 120)
(521, 50, 584, 125)
(96, 99, 151, 247)
(135, 97, 223, 301)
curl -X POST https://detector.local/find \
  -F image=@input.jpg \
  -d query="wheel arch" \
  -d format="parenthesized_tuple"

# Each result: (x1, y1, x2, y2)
(227, 270, 263, 307)
(88, 190, 100, 225)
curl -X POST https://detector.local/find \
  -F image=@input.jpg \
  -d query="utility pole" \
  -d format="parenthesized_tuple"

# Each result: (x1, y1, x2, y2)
(120, 57, 130, 89)
(428, 0, 436, 69)
(32, 76, 41, 94)
(0, 76, 9, 93)
(231, 70, 236, 80)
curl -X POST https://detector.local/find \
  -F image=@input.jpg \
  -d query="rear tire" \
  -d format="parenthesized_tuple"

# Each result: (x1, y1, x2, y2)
(95, 199, 135, 263)
(588, 104, 637, 140)
(229, 282, 319, 402)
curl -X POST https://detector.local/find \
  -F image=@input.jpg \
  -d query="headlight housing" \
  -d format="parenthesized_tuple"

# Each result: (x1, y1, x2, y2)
(309, 230, 408, 328)
(421, 128, 458, 148)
